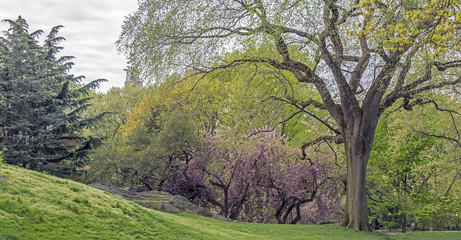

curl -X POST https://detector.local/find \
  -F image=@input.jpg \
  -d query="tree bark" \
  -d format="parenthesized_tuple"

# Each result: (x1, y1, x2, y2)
(290, 202, 303, 224)
(401, 213, 407, 233)
(412, 219, 418, 231)
(340, 117, 375, 232)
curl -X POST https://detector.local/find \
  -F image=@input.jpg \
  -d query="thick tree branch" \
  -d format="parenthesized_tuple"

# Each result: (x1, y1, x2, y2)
(323, 0, 344, 58)
(364, 60, 399, 115)
(318, 9, 360, 121)
(383, 58, 461, 113)
(434, 60, 461, 71)
(406, 76, 461, 97)
(349, 31, 370, 93)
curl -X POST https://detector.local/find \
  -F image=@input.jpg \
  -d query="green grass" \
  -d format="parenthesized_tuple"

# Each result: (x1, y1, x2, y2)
(393, 231, 461, 240)
(2, 162, 449, 240)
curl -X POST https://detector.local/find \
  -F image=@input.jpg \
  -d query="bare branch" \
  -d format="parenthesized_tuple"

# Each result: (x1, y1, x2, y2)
(341, 55, 361, 62)
(267, 95, 340, 135)
(445, 167, 460, 197)
(413, 129, 460, 147)
(285, 95, 326, 110)
(434, 60, 461, 71)
(406, 76, 461, 97)
(301, 135, 342, 160)
(385, 48, 420, 97)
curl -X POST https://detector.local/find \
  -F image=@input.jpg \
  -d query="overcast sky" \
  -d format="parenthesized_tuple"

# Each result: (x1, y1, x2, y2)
(0, 0, 139, 92)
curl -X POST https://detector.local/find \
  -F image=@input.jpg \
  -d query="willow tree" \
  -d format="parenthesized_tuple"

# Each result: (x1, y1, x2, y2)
(118, 0, 461, 231)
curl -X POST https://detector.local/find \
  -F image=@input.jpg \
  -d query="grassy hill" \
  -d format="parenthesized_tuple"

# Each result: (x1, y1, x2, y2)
(0, 163, 456, 240)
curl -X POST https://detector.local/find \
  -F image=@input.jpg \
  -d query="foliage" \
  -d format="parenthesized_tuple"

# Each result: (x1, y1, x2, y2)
(0, 17, 105, 177)
(162, 127, 341, 224)
(84, 85, 146, 140)
(84, 76, 215, 187)
(82, 86, 146, 183)
(0, 163, 389, 240)
(206, 48, 329, 143)
(84, 70, 343, 224)
(85, 65, 304, 186)
(118, 0, 461, 231)
(121, 75, 225, 136)
(368, 96, 461, 231)
(358, 0, 461, 56)
(121, 51, 315, 142)
(86, 107, 200, 190)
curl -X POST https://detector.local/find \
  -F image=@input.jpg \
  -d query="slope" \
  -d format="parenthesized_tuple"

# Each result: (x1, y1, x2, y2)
(0, 163, 388, 240)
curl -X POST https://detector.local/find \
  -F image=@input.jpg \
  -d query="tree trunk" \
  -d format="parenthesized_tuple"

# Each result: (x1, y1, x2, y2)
(223, 188, 229, 218)
(401, 213, 406, 233)
(371, 217, 378, 230)
(412, 219, 418, 231)
(289, 202, 302, 224)
(340, 119, 374, 232)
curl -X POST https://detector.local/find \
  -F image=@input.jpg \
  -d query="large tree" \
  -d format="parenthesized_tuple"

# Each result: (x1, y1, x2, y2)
(118, 0, 461, 231)
(0, 17, 105, 177)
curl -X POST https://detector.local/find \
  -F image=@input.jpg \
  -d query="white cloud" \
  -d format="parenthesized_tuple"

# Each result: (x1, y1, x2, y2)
(0, 0, 139, 92)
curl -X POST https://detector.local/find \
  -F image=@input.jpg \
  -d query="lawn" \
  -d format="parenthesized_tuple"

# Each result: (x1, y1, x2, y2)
(393, 231, 461, 240)
(0, 163, 457, 239)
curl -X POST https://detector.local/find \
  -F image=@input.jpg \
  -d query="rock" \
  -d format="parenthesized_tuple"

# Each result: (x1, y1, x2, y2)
(0, 176, 11, 182)
(170, 195, 212, 217)
(89, 183, 213, 218)
(136, 201, 180, 213)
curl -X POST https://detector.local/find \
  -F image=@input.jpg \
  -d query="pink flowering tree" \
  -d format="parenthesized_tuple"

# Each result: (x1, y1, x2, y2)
(256, 141, 339, 224)
(167, 127, 341, 223)
(189, 131, 258, 219)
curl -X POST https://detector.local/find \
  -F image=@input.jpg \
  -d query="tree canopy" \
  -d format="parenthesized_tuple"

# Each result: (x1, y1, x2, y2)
(368, 96, 461, 231)
(0, 17, 105, 177)
(118, 0, 461, 231)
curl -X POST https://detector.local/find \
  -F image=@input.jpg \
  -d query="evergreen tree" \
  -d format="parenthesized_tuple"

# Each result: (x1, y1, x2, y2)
(0, 16, 105, 177)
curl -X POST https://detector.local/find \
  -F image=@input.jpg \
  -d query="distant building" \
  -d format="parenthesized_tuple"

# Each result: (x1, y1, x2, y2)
(124, 68, 143, 88)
